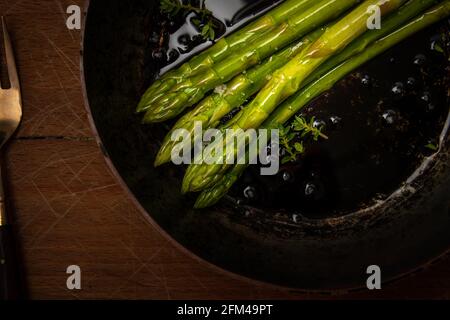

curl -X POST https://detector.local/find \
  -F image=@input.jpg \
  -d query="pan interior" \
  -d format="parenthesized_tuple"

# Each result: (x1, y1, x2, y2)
(82, 0, 450, 289)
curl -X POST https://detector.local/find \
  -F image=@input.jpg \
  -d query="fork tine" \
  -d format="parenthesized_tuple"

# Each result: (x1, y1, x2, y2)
(1, 17, 20, 90)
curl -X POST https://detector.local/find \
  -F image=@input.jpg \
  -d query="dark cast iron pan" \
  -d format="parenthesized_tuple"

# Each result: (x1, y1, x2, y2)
(81, 0, 450, 290)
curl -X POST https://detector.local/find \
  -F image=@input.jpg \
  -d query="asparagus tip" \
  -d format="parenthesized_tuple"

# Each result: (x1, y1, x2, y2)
(153, 159, 162, 168)
(194, 193, 217, 209)
(181, 180, 190, 195)
(193, 200, 205, 209)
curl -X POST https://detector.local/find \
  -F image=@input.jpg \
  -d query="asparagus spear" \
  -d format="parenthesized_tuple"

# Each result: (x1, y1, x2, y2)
(304, 0, 441, 85)
(156, 0, 438, 167)
(182, 0, 408, 194)
(195, 0, 450, 208)
(136, 0, 317, 113)
(154, 27, 326, 166)
(143, 0, 362, 122)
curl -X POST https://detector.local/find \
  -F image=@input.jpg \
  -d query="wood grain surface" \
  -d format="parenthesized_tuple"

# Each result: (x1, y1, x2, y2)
(0, 0, 449, 300)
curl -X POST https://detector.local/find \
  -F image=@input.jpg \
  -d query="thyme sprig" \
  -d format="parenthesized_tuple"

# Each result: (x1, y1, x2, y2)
(160, 0, 218, 41)
(279, 116, 329, 164)
(279, 126, 305, 164)
(292, 116, 329, 141)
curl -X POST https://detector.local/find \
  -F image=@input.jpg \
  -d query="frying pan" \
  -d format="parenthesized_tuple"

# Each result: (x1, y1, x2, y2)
(81, 0, 450, 290)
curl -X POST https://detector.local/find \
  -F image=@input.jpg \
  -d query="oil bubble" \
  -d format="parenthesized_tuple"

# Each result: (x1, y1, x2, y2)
(243, 186, 256, 199)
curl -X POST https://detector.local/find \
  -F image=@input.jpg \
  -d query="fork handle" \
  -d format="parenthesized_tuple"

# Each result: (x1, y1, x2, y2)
(0, 162, 19, 300)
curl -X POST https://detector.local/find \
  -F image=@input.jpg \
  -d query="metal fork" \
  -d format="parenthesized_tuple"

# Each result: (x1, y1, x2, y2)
(0, 17, 23, 300)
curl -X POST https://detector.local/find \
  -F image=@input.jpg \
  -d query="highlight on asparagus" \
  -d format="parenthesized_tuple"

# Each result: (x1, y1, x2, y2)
(136, 0, 450, 208)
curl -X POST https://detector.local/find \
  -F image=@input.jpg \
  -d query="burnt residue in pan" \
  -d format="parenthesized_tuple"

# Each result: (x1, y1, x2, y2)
(142, 0, 450, 220)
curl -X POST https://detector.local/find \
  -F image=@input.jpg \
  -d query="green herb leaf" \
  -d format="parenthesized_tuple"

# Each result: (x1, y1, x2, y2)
(279, 115, 330, 164)
(201, 24, 210, 37)
(294, 142, 304, 153)
(425, 143, 439, 151)
(432, 42, 444, 53)
(292, 115, 328, 141)
(160, 0, 218, 41)
(191, 18, 201, 27)
(160, 0, 181, 16)
(208, 25, 216, 40)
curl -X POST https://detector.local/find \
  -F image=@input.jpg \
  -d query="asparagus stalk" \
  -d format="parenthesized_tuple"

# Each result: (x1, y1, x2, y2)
(136, 0, 317, 113)
(143, 0, 362, 122)
(304, 0, 441, 85)
(195, 0, 450, 208)
(182, 0, 408, 193)
(154, 27, 326, 166)
(157, 0, 438, 167)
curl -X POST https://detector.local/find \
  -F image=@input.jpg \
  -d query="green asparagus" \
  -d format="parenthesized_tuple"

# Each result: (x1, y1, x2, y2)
(304, 0, 441, 85)
(157, 0, 438, 167)
(195, 1, 450, 208)
(183, 0, 407, 194)
(154, 27, 326, 166)
(136, 0, 317, 113)
(143, 0, 362, 122)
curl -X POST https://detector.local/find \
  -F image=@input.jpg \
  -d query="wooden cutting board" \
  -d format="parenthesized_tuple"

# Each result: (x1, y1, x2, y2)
(0, 0, 448, 299)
